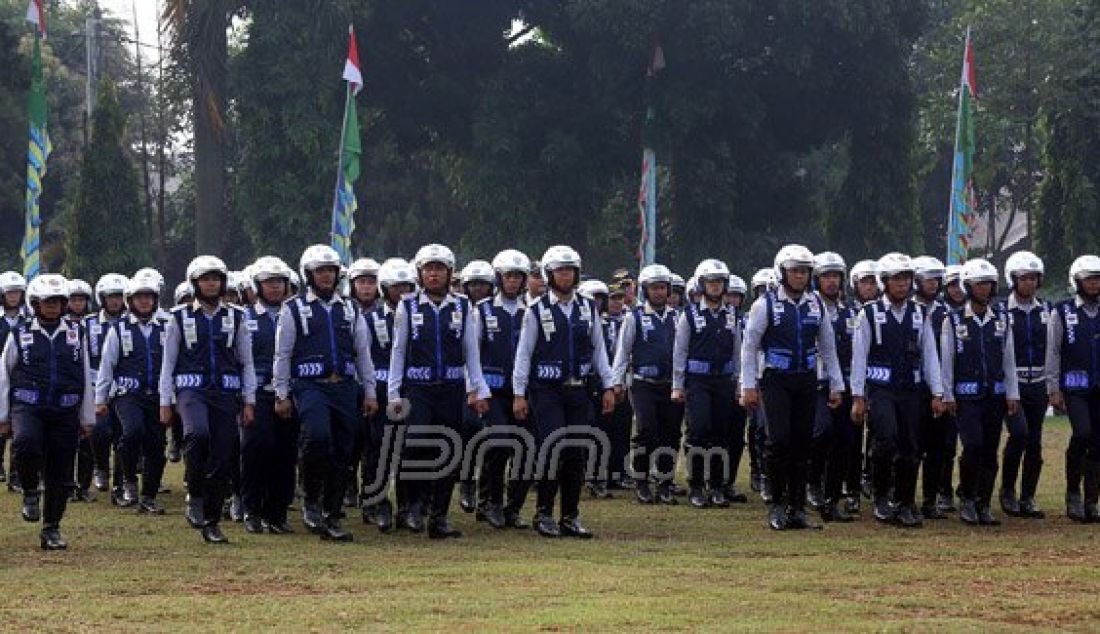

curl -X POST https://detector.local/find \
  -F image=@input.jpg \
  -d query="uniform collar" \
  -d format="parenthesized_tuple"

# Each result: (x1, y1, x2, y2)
(28, 317, 74, 335)
(250, 300, 282, 316)
(305, 290, 346, 306)
(1074, 295, 1098, 309)
(97, 309, 123, 323)
(414, 291, 458, 308)
(776, 286, 811, 305)
(546, 290, 577, 307)
(815, 290, 843, 307)
(695, 299, 726, 313)
(878, 296, 910, 312)
(190, 299, 230, 314)
(1008, 293, 1038, 310)
(964, 300, 995, 321)
(642, 301, 671, 316)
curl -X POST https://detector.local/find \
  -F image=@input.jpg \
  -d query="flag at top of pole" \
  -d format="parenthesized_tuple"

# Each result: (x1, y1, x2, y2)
(946, 27, 977, 266)
(331, 25, 362, 264)
(636, 41, 664, 270)
(21, 0, 50, 279)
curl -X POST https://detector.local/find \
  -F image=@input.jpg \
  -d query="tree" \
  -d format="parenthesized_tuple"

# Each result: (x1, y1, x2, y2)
(62, 78, 149, 280)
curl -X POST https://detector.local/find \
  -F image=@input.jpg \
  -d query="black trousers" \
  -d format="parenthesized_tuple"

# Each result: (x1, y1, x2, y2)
(955, 395, 1006, 505)
(748, 404, 766, 477)
(240, 391, 300, 524)
(12, 403, 79, 528)
(403, 384, 466, 520)
(530, 384, 592, 520)
(867, 386, 921, 506)
(1002, 381, 1047, 499)
(1065, 389, 1100, 504)
(293, 380, 360, 518)
(476, 390, 534, 515)
(361, 382, 402, 507)
(919, 389, 948, 506)
(811, 387, 854, 503)
(114, 393, 167, 498)
(629, 380, 684, 482)
(602, 399, 633, 484)
(178, 389, 241, 525)
(684, 375, 735, 489)
(761, 370, 818, 510)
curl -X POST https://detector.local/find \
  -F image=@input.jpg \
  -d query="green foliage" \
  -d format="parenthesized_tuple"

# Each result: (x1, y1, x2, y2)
(61, 78, 149, 279)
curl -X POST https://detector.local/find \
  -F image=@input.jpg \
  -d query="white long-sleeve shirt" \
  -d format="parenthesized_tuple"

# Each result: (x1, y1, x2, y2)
(740, 289, 844, 393)
(939, 301, 1019, 402)
(512, 292, 614, 396)
(95, 315, 166, 405)
(1046, 296, 1099, 396)
(849, 297, 943, 398)
(612, 302, 677, 387)
(273, 292, 375, 401)
(387, 291, 487, 403)
(158, 301, 257, 407)
(0, 318, 95, 427)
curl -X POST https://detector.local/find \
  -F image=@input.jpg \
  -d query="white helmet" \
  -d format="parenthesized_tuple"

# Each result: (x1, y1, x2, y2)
(773, 244, 815, 281)
(693, 258, 730, 282)
(0, 271, 28, 293)
(126, 269, 163, 298)
(686, 276, 699, 294)
(225, 271, 245, 295)
(27, 274, 69, 304)
(289, 270, 302, 289)
(95, 273, 129, 299)
(186, 255, 228, 282)
(298, 244, 344, 283)
(1003, 251, 1044, 289)
(961, 258, 999, 291)
(670, 272, 686, 291)
(876, 252, 914, 281)
(728, 275, 748, 295)
(912, 256, 946, 281)
(174, 281, 192, 304)
(379, 257, 417, 291)
(848, 259, 878, 290)
(578, 279, 609, 299)
(251, 256, 292, 291)
(67, 279, 93, 299)
(348, 257, 381, 281)
(1069, 255, 1100, 291)
(813, 251, 846, 276)
(492, 249, 531, 276)
(638, 264, 673, 287)
(540, 245, 582, 277)
(413, 243, 456, 270)
(460, 260, 495, 286)
(945, 264, 963, 286)
(751, 267, 777, 290)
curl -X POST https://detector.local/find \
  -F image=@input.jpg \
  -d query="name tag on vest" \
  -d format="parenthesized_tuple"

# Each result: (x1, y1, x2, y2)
(245, 319, 259, 332)
(450, 309, 463, 330)
(20, 332, 34, 347)
(485, 315, 499, 332)
(411, 313, 425, 327)
(121, 330, 134, 355)
(374, 317, 390, 345)
(183, 317, 198, 346)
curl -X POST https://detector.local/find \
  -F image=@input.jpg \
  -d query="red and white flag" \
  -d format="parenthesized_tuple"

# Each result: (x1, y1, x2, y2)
(26, 0, 46, 37)
(342, 25, 363, 95)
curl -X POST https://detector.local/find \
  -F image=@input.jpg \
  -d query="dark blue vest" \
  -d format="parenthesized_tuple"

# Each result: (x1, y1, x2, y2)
(288, 297, 358, 380)
(920, 300, 949, 362)
(530, 295, 597, 384)
(761, 290, 822, 374)
(601, 313, 623, 362)
(244, 304, 279, 387)
(827, 298, 857, 381)
(402, 294, 468, 385)
(478, 297, 523, 392)
(948, 306, 1007, 400)
(631, 306, 677, 381)
(9, 321, 85, 409)
(83, 312, 122, 374)
(1, 314, 25, 352)
(864, 300, 925, 391)
(1005, 299, 1049, 383)
(170, 304, 244, 393)
(366, 305, 395, 385)
(1056, 299, 1100, 393)
(112, 317, 166, 395)
(684, 302, 737, 377)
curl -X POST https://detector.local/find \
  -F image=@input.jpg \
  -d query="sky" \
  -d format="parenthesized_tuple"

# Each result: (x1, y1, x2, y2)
(97, 0, 162, 61)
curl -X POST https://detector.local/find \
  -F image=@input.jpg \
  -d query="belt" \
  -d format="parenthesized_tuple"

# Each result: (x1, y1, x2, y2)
(562, 378, 587, 387)
(317, 373, 347, 384)
(633, 375, 671, 386)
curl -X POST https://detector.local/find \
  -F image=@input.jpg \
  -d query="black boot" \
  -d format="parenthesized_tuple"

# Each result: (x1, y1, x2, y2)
(302, 500, 324, 533)
(786, 506, 820, 530)
(872, 497, 895, 524)
(459, 480, 477, 514)
(320, 516, 354, 542)
(533, 504, 560, 537)
(405, 500, 425, 533)
(920, 500, 947, 520)
(723, 484, 748, 504)
(138, 496, 165, 515)
(708, 487, 730, 508)
(1067, 492, 1087, 523)
(767, 503, 788, 531)
(688, 486, 709, 509)
(503, 508, 529, 529)
(935, 492, 957, 514)
(634, 481, 654, 504)
(977, 503, 1001, 526)
(959, 499, 979, 525)
(375, 499, 394, 533)
(427, 516, 462, 539)
(1017, 497, 1045, 519)
(559, 516, 594, 539)
(806, 484, 826, 510)
(40, 525, 67, 551)
(185, 495, 205, 529)
(482, 503, 506, 529)
(1000, 488, 1021, 517)
(656, 481, 678, 505)
(21, 493, 41, 522)
(896, 504, 923, 528)
(244, 514, 264, 534)
(820, 501, 854, 523)
(93, 469, 109, 492)
(201, 523, 229, 544)
(228, 494, 244, 522)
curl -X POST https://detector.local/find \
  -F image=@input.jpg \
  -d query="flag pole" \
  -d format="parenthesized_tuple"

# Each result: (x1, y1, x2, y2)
(946, 26, 972, 266)
(330, 79, 352, 254)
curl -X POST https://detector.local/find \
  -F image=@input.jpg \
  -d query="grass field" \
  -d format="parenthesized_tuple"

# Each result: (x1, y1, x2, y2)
(2, 417, 1099, 631)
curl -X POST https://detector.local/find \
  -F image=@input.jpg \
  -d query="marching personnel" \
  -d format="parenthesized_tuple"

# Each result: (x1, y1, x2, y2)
(747, 268, 776, 498)
(66, 280, 97, 502)
(944, 265, 966, 310)
(361, 258, 415, 532)
(0, 274, 95, 549)
(1047, 254, 1100, 522)
(672, 259, 740, 510)
(1000, 251, 1049, 518)
(668, 273, 686, 310)
(742, 245, 844, 531)
(850, 253, 944, 528)
(940, 258, 1020, 526)
(388, 244, 488, 539)
(471, 249, 534, 528)
(848, 259, 880, 510)
(160, 255, 257, 544)
(166, 282, 193, 464)
(513, 245, 616, 538)
(345, 257, 381, 509)
(525, 261, 545, 307)
(578, 279, 614, 499)
(240, 257, 299, 534)
(274, 245, 377, 542)
(911, 256, 954, 520)
(808, 252, 858, 522)
(589, 279, 633, 496)
(87, 273, 128, 500)
(722, 274, 750, 504)
(94, 269, 170, 514)
(458, 260, 496, 514)
(611, 263, 684, 505)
